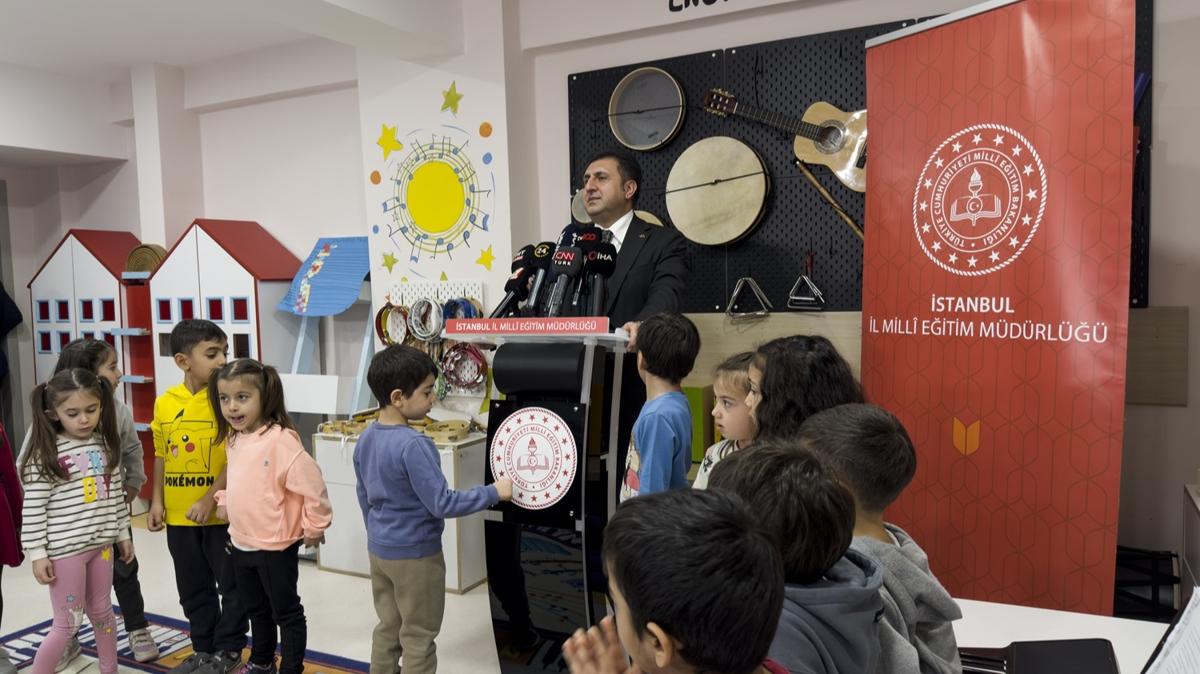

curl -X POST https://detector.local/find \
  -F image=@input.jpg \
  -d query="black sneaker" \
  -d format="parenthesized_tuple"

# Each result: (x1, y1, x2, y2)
(201, 651, 243, 674)
(237, 661, 278, 674)
(168, 653, 213, 674)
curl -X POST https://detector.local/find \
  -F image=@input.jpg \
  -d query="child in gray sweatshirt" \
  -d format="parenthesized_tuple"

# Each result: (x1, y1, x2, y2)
(800, 404, 962, 674)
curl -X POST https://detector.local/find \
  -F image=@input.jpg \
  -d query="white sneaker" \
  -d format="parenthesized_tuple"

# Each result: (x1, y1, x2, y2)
(53, 638, 82, 673)
(128, 628, 159, 663)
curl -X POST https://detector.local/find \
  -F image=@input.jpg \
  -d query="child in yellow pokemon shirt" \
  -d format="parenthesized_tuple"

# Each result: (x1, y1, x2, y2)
(148, 320, 247, 674)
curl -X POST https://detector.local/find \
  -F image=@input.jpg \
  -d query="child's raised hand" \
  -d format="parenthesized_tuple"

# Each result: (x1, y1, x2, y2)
(32, 558, 56, 585)
(563, 616, 637, 674)
(186, 494, 216, 524)
(494, 477, 514, 501)
(147, 502, 165, 532)
(117, 540, 135, 564)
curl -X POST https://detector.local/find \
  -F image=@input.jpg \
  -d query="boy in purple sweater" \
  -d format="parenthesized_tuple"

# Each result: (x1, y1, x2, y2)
(354, 345, 513, 674)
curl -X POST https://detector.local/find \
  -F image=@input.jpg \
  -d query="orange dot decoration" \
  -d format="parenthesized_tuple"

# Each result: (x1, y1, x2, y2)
(370, 170, 382, 185)
(479, 122, 493, 138)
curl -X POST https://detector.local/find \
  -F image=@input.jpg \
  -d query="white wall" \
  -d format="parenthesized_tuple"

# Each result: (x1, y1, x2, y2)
(0, 62, 128, 160)
(199, 85, 366, 260)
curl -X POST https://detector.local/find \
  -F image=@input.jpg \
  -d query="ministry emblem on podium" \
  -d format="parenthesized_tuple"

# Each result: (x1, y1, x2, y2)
(490, 406, 578, 510)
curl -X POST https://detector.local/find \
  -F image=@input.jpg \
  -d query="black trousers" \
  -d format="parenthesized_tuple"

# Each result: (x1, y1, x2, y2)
(113, 552, 148, 632)
(230, 543, 306, 674)
(166, 524, 247, 654)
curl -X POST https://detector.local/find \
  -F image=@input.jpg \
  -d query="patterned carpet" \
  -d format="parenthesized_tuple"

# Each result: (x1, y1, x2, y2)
(1, 610, 368, 674)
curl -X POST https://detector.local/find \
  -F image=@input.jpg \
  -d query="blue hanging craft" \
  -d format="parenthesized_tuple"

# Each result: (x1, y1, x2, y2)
(277, 237, 369, 317)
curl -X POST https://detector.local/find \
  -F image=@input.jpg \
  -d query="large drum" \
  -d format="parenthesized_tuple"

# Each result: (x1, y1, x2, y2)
(665, 136, 770, 246)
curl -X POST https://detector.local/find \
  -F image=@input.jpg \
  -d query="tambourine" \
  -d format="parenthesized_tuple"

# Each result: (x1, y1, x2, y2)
(408, 297, 444, 342)
(422, 420, 469, 444)
(374, 303, 409, 346)
(441, 342, 489, 391)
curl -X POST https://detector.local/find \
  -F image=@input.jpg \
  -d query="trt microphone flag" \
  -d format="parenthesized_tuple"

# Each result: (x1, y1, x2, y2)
(862, 0, 1134, 615)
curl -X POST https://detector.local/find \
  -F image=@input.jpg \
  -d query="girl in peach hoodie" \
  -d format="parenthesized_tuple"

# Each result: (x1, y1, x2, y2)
(210, 359, 331, 674)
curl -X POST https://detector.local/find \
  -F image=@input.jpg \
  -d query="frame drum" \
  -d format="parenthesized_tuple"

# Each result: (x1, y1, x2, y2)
(608, 67, 685, 152)
(665, 136, 769, 246)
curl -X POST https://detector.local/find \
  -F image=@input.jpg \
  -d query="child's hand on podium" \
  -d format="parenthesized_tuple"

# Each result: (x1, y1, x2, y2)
(495, 477, 514, 501)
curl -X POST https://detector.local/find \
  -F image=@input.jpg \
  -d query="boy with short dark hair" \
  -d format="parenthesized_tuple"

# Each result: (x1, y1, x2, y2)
(799, 404, 962, 674)
(563, 488, 787, 674)
(148, 319, 247, 674)
(354, 345, 513, 674)
(619, 312, 699, 501)
(708, 444, 884, 674)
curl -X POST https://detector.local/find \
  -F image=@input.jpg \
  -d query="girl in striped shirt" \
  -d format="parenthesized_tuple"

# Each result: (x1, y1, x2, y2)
(20, 368, 134, 674)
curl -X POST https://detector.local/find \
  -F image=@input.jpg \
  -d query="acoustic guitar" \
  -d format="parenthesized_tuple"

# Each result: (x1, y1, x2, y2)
(703, 89, 867, 192)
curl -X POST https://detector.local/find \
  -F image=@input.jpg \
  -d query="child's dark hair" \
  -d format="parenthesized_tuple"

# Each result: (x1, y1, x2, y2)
(23, 368, 121, 482)
(753, 334, 863, 443)
(635, 312, 700, 384)
(209, 359, 294, 444)
(55, 338, 116, 375)
(169, 319, 227, 356)
(708, 443, 855, 584)
(714, 351, 754, 394)
(602, 489, 783, 674)
(798, 403, 917, 514)
(367, 345, 439, 406)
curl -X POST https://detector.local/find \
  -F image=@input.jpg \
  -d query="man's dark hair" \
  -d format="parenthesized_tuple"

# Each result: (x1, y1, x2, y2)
(367, 344, 439, 406)
(636, 312, 700, 384)
(169, 319, 227, 357)
(603, 489, 783, 674)
(585, 149, 643, 205)
(753, 334, 862, 443)
(708, 443, 855, 584)
(798, 403, 917, 513)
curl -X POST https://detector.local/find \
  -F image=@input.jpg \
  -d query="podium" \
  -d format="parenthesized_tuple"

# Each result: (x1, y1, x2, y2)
(443, 317, 628, 670)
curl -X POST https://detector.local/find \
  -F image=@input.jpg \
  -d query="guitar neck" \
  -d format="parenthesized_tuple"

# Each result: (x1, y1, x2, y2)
(729, 101, 822, 140)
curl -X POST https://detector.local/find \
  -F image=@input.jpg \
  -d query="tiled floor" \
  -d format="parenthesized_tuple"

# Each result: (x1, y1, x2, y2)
(1, 517, 503, 673)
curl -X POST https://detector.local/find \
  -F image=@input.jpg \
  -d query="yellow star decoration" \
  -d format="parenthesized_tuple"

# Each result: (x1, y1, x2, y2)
(382, 252, 399, 274)
(475, 245, 495, 271)
(101, 547, 112, 561)
(376, 124, 403, 160)
(441, 81, 464, 115)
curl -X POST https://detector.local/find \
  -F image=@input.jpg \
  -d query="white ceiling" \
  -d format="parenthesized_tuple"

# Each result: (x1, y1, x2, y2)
(0, 0, 310, 83)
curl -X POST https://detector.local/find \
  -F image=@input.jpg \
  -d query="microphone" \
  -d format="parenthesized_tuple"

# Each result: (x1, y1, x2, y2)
(543, 242, 585, 318)
(587, 232, 618, 317)
(525, 241, 555, 316)
(489, 266, 533, 318)
(570, 227, 603, 309)
(510, 244, 534, 272)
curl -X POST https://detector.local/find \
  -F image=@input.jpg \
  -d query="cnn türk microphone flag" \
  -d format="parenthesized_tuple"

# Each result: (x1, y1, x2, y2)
(862, 0, 1134, 614)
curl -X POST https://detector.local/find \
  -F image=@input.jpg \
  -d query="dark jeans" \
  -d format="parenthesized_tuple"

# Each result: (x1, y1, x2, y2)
(230, 543, 306, 674)
(166, 524, 247, 654)
(113, 552, 148, 632)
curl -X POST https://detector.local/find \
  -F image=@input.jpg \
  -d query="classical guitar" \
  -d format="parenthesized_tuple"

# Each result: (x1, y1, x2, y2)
(703, 89, 867, 192)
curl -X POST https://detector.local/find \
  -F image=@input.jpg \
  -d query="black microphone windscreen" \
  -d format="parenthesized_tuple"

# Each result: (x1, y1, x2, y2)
(589, 244, 618, 277)
(511, 244, 534, 272)
(529, 242, 554, 269)
(503, 267, 531, 299)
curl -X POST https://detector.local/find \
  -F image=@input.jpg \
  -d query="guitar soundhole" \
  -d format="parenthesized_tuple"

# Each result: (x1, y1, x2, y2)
(816, 124, 844, 153)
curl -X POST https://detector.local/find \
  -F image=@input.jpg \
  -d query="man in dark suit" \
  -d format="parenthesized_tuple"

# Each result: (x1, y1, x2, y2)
(581, 150, 689, 344)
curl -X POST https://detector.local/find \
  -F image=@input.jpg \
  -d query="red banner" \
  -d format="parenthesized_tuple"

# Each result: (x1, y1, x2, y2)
(862, 0, 1134, 614)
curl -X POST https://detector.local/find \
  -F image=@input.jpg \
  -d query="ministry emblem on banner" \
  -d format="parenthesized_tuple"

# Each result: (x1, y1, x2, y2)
(490, 406, 577, 509)
(914, 123, 1047, 276)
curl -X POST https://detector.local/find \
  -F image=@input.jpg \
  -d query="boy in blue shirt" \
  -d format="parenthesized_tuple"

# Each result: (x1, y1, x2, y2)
(620, 312, 700, 501)
(354, 345, 513, 674)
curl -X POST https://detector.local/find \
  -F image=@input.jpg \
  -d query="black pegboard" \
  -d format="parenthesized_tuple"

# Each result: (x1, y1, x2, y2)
(568, 8, 1151, 312)
(1129, 0, 1153, 307)
(568, 20, 913, 313)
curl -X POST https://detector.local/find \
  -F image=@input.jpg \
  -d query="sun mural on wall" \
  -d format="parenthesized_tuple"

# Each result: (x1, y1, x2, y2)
(369, 80, 499, 279)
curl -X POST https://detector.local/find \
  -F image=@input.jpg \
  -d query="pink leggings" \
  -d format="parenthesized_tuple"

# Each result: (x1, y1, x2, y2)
(31, 546, 118, 674)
